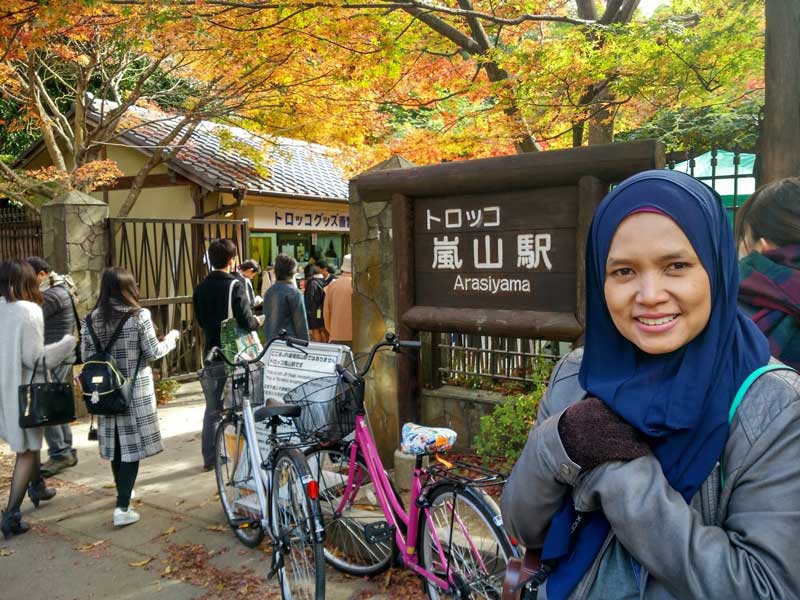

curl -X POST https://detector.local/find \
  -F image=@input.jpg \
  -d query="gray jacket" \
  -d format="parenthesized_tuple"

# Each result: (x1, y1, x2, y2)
(500, 348, 800, 599)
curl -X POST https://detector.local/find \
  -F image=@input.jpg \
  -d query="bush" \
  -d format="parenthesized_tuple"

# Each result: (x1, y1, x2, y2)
(155, 378, 181, 405)
(474, 358, 554, 463)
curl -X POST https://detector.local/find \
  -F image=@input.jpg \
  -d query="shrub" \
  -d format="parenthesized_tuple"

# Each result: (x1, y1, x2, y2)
(474, 358, 554, 463)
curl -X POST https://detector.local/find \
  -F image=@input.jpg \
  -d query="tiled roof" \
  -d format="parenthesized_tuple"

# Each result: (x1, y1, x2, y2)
(95, 101, 349, 201)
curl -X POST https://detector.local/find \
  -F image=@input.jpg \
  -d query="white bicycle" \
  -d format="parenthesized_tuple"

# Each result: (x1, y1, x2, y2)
(206, 332, 325, 600)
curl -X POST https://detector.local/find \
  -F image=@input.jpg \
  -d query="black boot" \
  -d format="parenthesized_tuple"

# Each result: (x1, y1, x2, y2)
(1, 510, 30, 539)
(27, 478, 56, 508)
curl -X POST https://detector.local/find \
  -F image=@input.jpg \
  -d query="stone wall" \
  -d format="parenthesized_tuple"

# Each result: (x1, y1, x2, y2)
(350, 156, 415, 464)
(419, 386, 505, 452)
(40, 191, 108, 315)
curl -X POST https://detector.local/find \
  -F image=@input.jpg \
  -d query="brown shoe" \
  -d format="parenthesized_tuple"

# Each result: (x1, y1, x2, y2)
(40, 453, 78, 477)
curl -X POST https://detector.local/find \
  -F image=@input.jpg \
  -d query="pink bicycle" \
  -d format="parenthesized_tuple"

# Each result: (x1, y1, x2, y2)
(287, 333, 519, 599)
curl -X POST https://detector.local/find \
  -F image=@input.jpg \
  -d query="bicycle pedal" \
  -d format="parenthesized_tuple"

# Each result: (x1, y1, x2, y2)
(364, 521, 393, 544)
(230, 517, 259, 530)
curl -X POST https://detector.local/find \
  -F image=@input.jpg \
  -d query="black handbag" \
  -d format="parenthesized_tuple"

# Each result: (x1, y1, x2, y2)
(18, 357, 76, 428)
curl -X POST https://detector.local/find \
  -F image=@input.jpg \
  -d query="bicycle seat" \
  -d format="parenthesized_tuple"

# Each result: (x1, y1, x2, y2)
(254, 402, 302, 421)
(400, 423, 457, 455)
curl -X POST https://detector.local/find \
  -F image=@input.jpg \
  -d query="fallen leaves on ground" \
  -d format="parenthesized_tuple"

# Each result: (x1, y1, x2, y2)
(350, 567, 426, 600)
(129, 557, 154, 567)
(0, 547, 15, 557)
(205, 524, 226, 532)
(161, 527, 178, 537)
(76, 539, 107, 551)
(161, 543, 280, 599)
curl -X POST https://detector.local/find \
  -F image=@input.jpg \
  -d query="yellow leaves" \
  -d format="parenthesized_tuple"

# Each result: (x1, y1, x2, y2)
(205, 524, 226, 532)
(160, 527, 177, 537)
(0, 547, 14, 557)
(76, 539, 107, 552)
(128, 557, 153, 568)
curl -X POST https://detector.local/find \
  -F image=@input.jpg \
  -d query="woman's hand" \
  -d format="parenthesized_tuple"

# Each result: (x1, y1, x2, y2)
(558, 396, 650, 471)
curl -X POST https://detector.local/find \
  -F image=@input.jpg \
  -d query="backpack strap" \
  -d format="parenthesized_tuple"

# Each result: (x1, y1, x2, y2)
(103, 311, 135, 355)
(722, 364, 797, 487)
(85, 310, 135, 355)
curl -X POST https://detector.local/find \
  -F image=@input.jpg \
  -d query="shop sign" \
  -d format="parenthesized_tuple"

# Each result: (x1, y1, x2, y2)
(241, 202, 350, 232)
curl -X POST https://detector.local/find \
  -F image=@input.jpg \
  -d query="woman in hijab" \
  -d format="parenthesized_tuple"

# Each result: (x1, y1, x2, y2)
(736, 177, 800, 370)
(501, 170, 800, 599)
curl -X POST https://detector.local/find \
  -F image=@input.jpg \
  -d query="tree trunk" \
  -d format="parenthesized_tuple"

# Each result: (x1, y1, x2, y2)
(587, 88, 615, 145)
(761, 0, 800, 183)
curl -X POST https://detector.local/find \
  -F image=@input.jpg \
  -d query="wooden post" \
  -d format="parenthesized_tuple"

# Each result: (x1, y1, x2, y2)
(392, 192, 420, 429)
(762, 0, 800, 182)
(576, 176, 609, 343)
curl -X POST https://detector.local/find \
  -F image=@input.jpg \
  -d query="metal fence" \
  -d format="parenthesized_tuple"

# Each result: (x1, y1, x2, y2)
(425, 332, 564, 389)
(108, 217, 250, 379)
(0, 202, 42, 260)
(666, 148, 756, 223)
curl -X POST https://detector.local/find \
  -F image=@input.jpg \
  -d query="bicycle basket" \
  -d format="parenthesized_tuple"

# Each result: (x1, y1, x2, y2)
(198, 361, 265, 409)
(282, 375, 356, 443)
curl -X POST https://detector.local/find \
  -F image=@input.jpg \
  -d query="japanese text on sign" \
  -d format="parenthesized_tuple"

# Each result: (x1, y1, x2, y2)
(427, 207, 552, 273)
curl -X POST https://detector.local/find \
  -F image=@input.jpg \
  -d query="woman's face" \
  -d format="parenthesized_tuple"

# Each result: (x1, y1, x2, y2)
(604, 212, 712, 355)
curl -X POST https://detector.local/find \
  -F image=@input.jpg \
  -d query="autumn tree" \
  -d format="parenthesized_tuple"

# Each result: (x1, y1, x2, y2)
(0, 1, 383, 214)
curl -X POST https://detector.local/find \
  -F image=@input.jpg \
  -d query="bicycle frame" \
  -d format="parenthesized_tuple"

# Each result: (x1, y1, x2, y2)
(237, 389, 274, 539)
(337, 413, 465, 592)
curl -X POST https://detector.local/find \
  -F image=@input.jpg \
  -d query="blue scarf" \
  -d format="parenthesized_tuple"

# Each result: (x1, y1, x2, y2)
(541, 170, 770, 598)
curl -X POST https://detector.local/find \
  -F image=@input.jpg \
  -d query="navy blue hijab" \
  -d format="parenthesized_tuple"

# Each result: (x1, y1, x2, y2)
(541, 170, 770, 598)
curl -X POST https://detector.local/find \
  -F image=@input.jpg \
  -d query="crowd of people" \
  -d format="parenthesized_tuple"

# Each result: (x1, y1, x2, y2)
(0, 239, 354, 538)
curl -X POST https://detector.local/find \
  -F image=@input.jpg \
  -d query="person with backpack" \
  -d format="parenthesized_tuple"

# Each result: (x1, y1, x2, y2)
(1, 260, 76, 539)
(26, 257, 80, 477)
(79, 267, 178, 527)
(501, 171, 800, 599)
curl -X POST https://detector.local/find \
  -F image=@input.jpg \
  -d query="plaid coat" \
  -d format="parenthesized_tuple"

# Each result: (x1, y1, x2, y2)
(80, 306, 176, 462)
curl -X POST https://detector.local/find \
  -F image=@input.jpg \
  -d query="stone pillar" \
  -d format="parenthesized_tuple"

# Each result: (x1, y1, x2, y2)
(40, 191, 108, 316)
(350, 156, 416, 466)
(41, 191, 108, 417)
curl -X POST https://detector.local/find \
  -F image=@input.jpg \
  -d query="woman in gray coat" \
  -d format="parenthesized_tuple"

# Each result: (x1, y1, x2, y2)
(0, 261, 75, 538)
(501, 171, 800, 599)
(80, 268, 178, 528)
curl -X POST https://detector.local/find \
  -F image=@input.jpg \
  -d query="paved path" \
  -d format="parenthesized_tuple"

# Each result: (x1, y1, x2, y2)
(0, 396, 426, 600)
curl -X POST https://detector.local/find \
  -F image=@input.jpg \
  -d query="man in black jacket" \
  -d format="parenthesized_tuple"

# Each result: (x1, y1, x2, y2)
(193, 239, 263, 471)
(27, 257, 79, 476)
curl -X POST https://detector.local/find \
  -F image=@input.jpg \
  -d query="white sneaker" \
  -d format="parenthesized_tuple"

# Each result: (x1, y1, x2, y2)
(130, 489, 136, 500)
(113, 507, 141, 527)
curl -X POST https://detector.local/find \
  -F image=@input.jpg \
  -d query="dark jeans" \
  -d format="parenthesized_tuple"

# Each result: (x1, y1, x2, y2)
(111, 425, 138, 510)
(45, 364, 76, 460)
(199, 360, 227, 468)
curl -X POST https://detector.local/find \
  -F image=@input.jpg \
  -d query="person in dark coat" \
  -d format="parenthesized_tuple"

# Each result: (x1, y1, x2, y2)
(235, 259, 262, 308)
(193, 239, 263, 471)
(736, 177, 800, 370)
(26, 257, 79, 476)
(262, 254, 309, 343)
(304, 265, 328, 342)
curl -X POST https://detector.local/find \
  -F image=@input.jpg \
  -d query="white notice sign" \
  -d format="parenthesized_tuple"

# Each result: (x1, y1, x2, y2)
(256, 341, 352, 454)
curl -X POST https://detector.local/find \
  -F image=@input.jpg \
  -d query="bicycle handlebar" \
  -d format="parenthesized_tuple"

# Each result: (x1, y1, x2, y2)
(206, 329, 309, 368)
(336, 332, 421, 382)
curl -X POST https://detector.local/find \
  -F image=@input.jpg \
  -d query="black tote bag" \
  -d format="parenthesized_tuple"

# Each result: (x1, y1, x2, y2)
(18, 358, 76, 428)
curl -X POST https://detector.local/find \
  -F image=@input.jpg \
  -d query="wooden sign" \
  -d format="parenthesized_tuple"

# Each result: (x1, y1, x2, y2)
(353, 140, 665, 341)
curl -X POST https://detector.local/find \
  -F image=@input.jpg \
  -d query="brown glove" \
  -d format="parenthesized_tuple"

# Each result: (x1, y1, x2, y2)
(558, 396, 650, 471)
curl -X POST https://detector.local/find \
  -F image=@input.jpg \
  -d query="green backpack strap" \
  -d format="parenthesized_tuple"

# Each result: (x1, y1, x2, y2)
(722, 364, 797, 487)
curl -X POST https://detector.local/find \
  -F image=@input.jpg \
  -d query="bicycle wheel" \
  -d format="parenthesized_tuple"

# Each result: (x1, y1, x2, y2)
(418, 483, 514, 600)
(214, 417, 265, 548)
(271, 449, 325, 600)
(305, 445, 397, 575)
